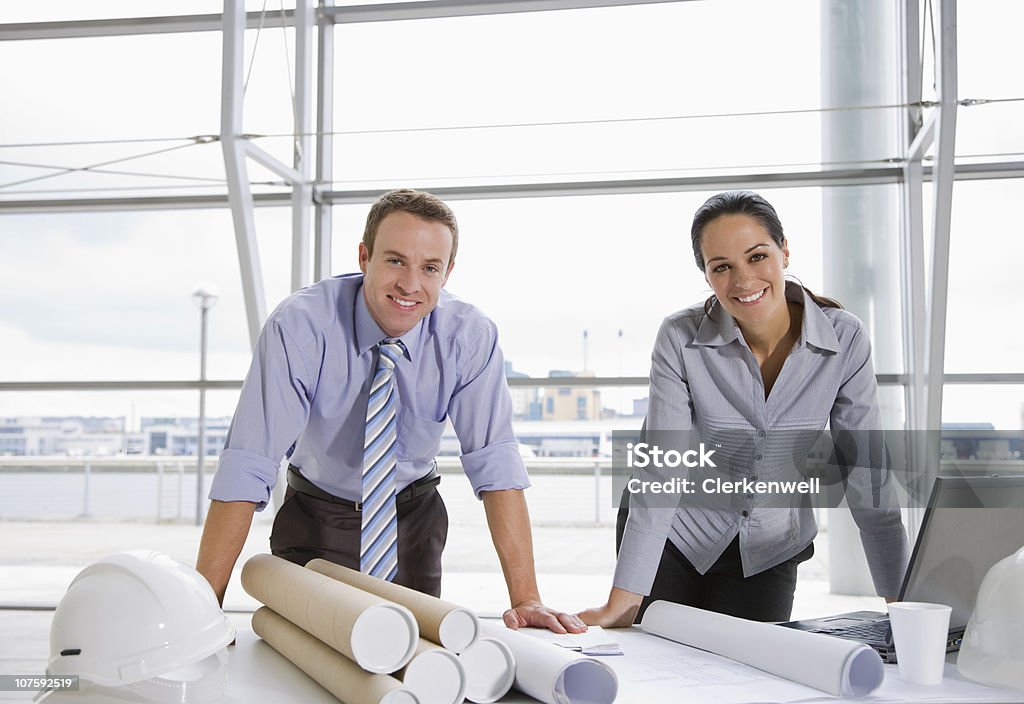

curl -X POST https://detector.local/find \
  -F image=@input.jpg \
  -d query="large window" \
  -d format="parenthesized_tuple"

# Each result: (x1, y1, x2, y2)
(1, 2, 1021, 613)
(0, 207, 293, 391)
(330, 1, 839, 188)
(954, 0, 1024, 164)
(944, 179, 1024, 378)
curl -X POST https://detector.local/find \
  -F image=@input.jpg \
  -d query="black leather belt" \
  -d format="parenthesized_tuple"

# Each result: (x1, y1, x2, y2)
(286, 465, 440, 511)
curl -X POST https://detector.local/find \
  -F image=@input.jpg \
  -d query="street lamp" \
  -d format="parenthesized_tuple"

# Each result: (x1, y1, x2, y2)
(192, 284, 219, 526)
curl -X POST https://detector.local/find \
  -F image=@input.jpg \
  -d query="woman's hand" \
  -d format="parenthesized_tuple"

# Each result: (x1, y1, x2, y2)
(577, 587, 644, 628)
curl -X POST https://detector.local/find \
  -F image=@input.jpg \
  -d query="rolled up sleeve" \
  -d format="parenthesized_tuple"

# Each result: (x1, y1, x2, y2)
(209, 449, 282, 508)
(448, 321, 529, 497)
(460, 440, 529, 496)
(209, 318, 316, 510)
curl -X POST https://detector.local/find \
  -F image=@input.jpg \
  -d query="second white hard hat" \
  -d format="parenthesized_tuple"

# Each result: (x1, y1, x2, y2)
(957, 544, 1024, 690)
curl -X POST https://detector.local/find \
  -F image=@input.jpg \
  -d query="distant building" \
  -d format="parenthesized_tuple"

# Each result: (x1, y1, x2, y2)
(632, 397, 649, 418)
(541, 370, 602, 421)
(505, 360, 540, 420)
(0, 417, 59, 455)
(142, 417, 231, 456)
(0, 416, 230, 457)
(435, 418, 638, 458)
(0, 417, 125, 456)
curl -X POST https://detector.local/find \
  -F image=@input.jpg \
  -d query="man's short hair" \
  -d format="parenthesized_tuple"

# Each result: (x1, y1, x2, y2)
(363, 189, 459, 265)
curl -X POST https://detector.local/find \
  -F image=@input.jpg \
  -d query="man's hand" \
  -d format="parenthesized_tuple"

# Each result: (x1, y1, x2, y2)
(503, 599, 587, 634)
(480, 489, 586, 634)
(578, 587, 644, 628)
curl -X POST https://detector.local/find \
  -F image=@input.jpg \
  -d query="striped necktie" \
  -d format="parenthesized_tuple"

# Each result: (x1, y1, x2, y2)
(360, 339, 403, 581)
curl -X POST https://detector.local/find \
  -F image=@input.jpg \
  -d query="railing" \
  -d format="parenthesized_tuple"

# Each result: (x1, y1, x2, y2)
(4, 454, 1023, 525)
(0, 454, 615, 524)
(0, 455, 219, 522)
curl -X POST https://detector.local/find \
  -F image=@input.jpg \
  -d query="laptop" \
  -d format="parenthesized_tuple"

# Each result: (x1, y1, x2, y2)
(780, 475, 1024, 663)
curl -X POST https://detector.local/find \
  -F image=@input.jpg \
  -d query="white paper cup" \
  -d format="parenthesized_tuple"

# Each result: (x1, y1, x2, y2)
(888, 601, 952, 685)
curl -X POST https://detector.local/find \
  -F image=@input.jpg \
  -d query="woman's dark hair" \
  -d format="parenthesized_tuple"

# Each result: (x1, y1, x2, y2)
(690, 190, 842, 314)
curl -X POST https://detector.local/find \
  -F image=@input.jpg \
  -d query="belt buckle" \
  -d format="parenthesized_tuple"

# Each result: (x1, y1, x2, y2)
(352, 499, 362, 511)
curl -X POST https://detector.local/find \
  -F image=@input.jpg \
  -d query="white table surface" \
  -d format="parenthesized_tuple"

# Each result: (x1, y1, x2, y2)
(233, 624, 1023, 704)
(18, 617, 1024, 704)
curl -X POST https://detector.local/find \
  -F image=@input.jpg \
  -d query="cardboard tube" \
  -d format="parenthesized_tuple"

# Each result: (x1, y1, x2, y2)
(242, 554, 418, 673)
(306, 558, 479, 652)
(252, 607, 418, 704)
(395, 639, 466, 704)
(457, 636, 516, 703)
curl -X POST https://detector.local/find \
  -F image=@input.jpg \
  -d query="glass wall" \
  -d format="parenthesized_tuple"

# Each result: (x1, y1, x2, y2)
(0, 207, 294, 389)
(955, 0, 1024, 163)
(1, 1, 1020, 610)
(330, 0, 842, 188)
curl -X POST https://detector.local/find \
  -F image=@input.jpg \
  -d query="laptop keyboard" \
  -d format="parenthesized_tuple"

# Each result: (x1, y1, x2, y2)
(815, 620, 891, 641)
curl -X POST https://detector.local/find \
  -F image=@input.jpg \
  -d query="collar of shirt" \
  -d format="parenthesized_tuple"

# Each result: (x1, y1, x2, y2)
(693, 280, 840, 353)
(352, 278, 422, 362)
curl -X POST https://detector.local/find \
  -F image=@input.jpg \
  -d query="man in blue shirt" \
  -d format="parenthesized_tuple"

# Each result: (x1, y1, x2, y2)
(197, 189, 584, 633)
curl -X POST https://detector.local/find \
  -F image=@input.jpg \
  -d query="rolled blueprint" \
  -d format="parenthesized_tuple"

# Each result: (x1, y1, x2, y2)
(395, 639, 466, 704)
(242, 554, 418, 673)
(252, 607, 417, 704)
(640, 600, 884, 696)
(307, 558, 479, 652)
(457, 636, 516, 703)
(479, 621, 618, 704)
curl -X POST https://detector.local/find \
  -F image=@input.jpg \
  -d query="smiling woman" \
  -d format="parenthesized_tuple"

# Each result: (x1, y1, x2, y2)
(692, 191, 841, 323)
(690, 191, 842, 396)
(579, 190, 911, 628)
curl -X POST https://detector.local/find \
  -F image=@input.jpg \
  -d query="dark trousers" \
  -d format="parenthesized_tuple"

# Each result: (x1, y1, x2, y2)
(617, 492, 813, 623)
(270, 485, 448, 597)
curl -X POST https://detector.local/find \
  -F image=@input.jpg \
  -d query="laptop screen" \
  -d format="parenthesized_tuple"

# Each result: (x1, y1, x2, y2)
(901, 475, 1024, 629)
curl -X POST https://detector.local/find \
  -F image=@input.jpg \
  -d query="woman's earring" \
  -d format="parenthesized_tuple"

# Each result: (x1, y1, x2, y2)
(784, 258, 789, 268)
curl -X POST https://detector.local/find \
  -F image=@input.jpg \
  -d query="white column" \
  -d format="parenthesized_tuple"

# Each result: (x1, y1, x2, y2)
(821, 1, 900, 596)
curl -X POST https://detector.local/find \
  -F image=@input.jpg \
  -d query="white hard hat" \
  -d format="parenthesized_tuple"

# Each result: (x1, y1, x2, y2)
(957, 544, 1024, 690)
(47, 551, 235, 691)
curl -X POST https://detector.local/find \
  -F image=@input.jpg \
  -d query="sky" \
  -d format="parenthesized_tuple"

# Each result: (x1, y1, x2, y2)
(0, 1, 1022, 428)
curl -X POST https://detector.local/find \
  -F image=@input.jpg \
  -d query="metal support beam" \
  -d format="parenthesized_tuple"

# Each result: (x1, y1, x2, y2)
(320, 167, 906, 204)
(0, 2, 691, 41)
(0, 12, 291, 41)
(7, 161, 1024, 216)
(292, 0, 315, 292)
(924, 0, 958, 441)
(898, 0, 929, 540)
(320, 0, 688, 23)
(243, 140, 306, 183)
(314, 0, 336, 281)
(4, 374, 1019, 393)
(222, 0, 268, 349)
(221, 0, 317, 346)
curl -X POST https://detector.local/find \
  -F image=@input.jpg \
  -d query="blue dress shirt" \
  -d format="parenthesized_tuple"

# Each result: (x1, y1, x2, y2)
(209, 273, 529, 510)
